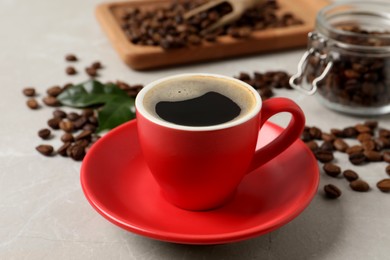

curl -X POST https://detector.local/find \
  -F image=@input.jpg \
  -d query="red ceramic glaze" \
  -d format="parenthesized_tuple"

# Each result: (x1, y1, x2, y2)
(81, 120, 319, 245)
(136, 97, 305, 210)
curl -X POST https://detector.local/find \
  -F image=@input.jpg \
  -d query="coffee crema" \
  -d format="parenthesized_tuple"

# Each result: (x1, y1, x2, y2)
(142, 76, 256, 127)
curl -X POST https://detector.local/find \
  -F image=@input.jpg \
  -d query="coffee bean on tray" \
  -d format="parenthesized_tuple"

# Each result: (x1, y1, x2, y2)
(377, 179, 390, 192)
(350, 180, 370, 192)
(324, 184, 342, 199)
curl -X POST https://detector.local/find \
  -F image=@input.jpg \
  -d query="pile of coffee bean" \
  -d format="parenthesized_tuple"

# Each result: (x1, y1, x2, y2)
(306, 26, 390, 108)
(120, 0, 303, 49)
(235, 70, 292, 100)
(22, 54, 144, 161)
(302, 121, 390, 198)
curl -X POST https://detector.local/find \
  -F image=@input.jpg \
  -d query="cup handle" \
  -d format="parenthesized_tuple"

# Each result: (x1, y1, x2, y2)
(248, 97, 306, 172)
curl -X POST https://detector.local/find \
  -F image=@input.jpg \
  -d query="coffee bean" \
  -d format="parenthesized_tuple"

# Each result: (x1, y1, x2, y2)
(75, 130, 93, 141)
(75, 139, 90, 148)
(23, 87, 36, 97)
(42, 96, 60, 107)
(57, 142, 71, 156)
(379, 129, 390, 138)
(305, 141, 318, 152)
(73, 116, 88, 129)
(349, 152, 366, 165)
(324, 184, 342, 199)
(81, 109, 94, 117)
(343, 127, 358, 138)
(47, 117, 62, 130)
(26, 98, 39, 109)
(355, 124, 372, 134)
(315, 150, 334, 163)
(383, 152, 390, 163)
(83, 124, 97, 132)
(61, 133, 74, 143)
(67, 112, 80, 121)
(66, 66, 77, 75)
(91, 61, 102, 70)
(322, 133, 335, 142)
(377, 179, 390, 192)
(363, 150, 382, 162)
(53, 109, 67, 119)
(331, 128, 344, 138)
(350, 180, 370, 192)
(364, 120, 378, 129)
(323, 163, 341, 177)
(320, 141, 334, 152)
(65, 54, 78, 62)
(85, 67, 98, 77)
(346, 145, 364, 155)
(343, 169, 359, 182)
(36, 145, 54, 156)
(361, 140, 376, 151)
(46, 86, 63, 97)
(38, 128, 51, 140)
(88, 116, 98, 126)
(333, 138, 348, 152)
(309, 126, 322, 139)
(68, 144, 85, 161)
(59, 121, 74, 133)
(386, 165, 390, 176)
(357, 133, 373, 143)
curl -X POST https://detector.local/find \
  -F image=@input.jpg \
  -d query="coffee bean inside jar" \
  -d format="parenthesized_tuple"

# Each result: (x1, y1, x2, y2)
(290, 1, 390, 116)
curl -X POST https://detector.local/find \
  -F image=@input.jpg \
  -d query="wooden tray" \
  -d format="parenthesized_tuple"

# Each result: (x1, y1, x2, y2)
(96, 0, 329, 70)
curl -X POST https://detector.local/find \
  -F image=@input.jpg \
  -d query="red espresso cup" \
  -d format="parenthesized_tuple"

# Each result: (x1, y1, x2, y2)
(136, 74, 305, 211)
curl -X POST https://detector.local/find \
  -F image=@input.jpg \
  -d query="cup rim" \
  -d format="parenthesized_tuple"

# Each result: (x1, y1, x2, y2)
(135, 73, 262, 131)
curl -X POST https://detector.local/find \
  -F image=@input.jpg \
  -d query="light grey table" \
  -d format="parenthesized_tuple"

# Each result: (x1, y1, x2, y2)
(1, 0, 389, 259)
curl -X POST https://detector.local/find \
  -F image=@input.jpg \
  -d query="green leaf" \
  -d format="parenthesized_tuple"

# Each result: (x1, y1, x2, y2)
(57, 80, 136, 133)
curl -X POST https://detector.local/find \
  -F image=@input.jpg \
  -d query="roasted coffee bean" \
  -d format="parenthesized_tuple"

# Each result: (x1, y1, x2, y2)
(53, 109, 67, 119)
(350, 179, 370, 192)
(301, 131, 312, 142)
(377, 179, 390, 192)
(320, 141, 334, 152)
(75, 139, 90, 148)
(81, 109, 94, 118)
(305, 141, 318, 152)
(375, 137, 390, 149)
(349, 152, 366, 165)
(361, 140, 376, 151)
(23, 87, 36, 97)
(66, 66, 77, 75)
(363, 150, 382, 162)
(83, 124, 97, 132)
(68, 144, 85, 161)
(88, 116, 98, 125)
(331, 128, 344, 138)
(386, 165, 390, 176)
(38, 128, 51, 140)
(355, 124, 372, 134)
(61, 133, 74, 143)
(342, 127, 358, 138)
(333, 138, 348, 152)
(346, 145, 364, 155)
(42, 96, 60, 107)
(65, 54, 78, 61)
(315, 150, 334, 163)
(309, 127, 322, 139)
(324, 184, 342, 199)
(85, 67, 98, 77)
(73, 116, 88, 129)
(91, 61, 102, 70)
(75, 130, 93, 141)
(47, 117, 62, 130)
(322, 133, 335, 142)
(57, 142, 71, 156)
(364, 120, 378, 129)
(36, 145, 54, 156)
(323, 163, 341, 177)
(46, 86, 63, 97)
(383, 152, 390, 163)
(26, 98, 39, 109)
(357, 133, 373, 143)
(59, 121, 74, 133)
(343, 169, 359, 182)
(67, 112, 80, 121)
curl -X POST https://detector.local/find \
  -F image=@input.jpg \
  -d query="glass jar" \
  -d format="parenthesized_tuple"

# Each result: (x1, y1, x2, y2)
(290, 1, 390, 116)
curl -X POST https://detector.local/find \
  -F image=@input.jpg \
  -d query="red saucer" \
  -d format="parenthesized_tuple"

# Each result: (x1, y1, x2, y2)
(81, 120, 319, 245)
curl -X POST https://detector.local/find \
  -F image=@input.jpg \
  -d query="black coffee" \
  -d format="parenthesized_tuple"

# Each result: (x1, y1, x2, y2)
(155, 91, 241, 126)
